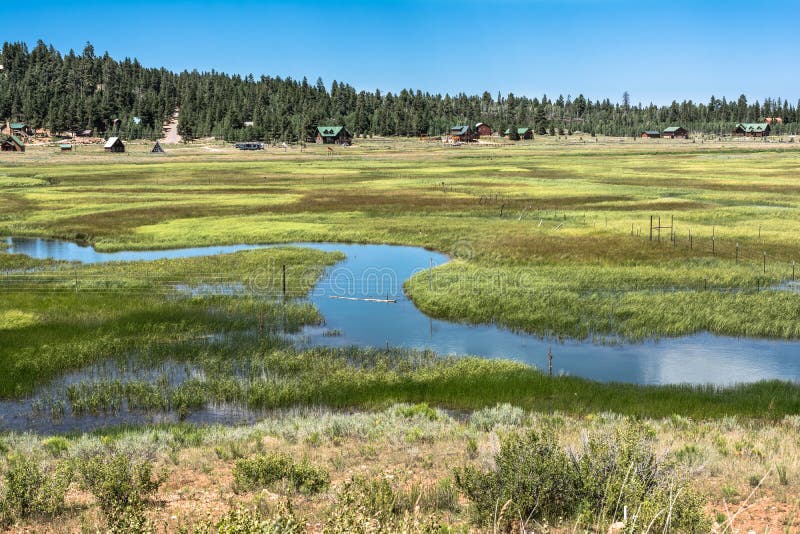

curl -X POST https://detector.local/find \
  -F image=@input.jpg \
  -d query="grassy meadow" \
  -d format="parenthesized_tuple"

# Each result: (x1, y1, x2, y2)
(3, 137, 800, 341)
(2, 137, 800, 531)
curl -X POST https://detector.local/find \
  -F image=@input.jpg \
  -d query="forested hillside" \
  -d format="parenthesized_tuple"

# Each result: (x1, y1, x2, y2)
(2, 40, 798, 141)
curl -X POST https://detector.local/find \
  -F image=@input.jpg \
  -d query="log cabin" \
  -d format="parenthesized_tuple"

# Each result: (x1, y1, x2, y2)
(662, 126, 688, 139)
(315, 126, 352, 145)
(733, 123, 771, 137)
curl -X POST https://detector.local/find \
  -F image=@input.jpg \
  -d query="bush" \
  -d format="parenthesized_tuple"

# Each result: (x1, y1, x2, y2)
(77, 453, 165, 529)
(216, 502, 304, 534)
(454, 425, 709, 531)
(42, 437, 70, 458)
(233, 453, 329, 495)
(1, 454, 73, 522)
(455, 427, 579, 526)
(470, 403, 524, 431)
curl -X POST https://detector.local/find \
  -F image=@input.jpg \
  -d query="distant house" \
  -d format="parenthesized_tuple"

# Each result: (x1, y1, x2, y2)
(3, 121, 31, 137)
(104, 137, 125, 152)
(75, 129, 93, 137)
(503, 127, 534, 140)
(450, 125, 476, 142)
(662, 126, 688, 139)
(0, 135, 25, 152)
(641, 130, 661, 139)
(734, 123, 771, 137)
(475, 123, 492, 137)
(315, 126, 352, 145)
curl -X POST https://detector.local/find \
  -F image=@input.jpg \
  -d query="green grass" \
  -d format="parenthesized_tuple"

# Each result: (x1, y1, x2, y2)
(0, 247, 342, 397)
(55, 341, 800, 420)
(4, 141, 800, 340)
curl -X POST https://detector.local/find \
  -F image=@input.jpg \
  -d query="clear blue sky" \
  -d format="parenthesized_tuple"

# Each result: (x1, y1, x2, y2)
(6, 0, 800, 105)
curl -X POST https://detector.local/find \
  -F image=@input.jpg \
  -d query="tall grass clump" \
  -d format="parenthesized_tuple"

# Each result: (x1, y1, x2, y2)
(324, 475, 444, 533)
(454, 424, 708, 531)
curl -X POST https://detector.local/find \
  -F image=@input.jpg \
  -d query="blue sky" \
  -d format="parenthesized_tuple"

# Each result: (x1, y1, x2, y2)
(7, 0, 800, 104)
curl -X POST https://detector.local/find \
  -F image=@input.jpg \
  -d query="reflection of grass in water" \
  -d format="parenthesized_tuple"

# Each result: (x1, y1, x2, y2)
(61, 341, 800, 420)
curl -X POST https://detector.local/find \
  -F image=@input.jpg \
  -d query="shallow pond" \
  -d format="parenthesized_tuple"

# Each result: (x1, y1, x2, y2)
(5, 236, 800, 388)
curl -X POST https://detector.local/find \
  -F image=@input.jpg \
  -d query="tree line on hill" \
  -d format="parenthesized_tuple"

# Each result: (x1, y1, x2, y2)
(1, 40, 799, 143)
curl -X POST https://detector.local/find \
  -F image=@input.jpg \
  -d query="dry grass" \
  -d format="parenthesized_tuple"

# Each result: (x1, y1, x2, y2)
(2, 406, 799, 532)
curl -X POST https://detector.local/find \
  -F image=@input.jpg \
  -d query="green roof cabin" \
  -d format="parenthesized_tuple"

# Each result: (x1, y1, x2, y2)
(734, 123, 771, 137)
(450, 125, 476, 142)
(503, 127, 534, 140)
(315, 126, 352, 145)
(0, 135, 25, 152)
(662, 126, 688, 139)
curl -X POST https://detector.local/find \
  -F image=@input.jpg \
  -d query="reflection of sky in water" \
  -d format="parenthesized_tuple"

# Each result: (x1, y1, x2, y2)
(8, 237, 800, 387)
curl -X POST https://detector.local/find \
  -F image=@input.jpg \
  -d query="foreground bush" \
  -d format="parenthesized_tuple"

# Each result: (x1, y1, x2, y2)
(454, 424, 708, 532)
(77, 453, 165, 529)
(233, 452, 329, 495)
(0, 454, 72, 524)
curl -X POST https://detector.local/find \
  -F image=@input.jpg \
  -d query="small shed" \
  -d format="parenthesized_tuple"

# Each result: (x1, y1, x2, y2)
(59, 143, 73, 152)
(450, 125, 476, 142)
(662, 126, 688, 139)
(151, 141, 165, 153)
(104, 137, 125, 152)
(641, 130, 661, 139)
(1, 135, 25, 152)
(315, 126, 352, 145)
(734, 123, 771, 137)
(475, 123, 492, 137)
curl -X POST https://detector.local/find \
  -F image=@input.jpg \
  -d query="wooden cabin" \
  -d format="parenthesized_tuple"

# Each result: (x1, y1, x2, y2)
(315, 126, 352, 145)
(450, 125, 476, 142)
(662, 126, 688, 139)
(475, 123, 492, 137)
(0, 135, 25, 152)
(641, 130, 661, 139)
(734, 123, 771, 137)
(504, 127, 534, 140)
(103, 137, 125, 152)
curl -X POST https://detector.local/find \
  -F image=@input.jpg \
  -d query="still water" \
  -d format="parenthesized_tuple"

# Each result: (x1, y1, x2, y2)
(6, 236, 800, 386)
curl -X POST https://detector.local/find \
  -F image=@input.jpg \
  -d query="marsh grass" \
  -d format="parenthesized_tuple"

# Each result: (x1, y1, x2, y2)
(5, 142, 800, 342)
(54, 344, 800, 420)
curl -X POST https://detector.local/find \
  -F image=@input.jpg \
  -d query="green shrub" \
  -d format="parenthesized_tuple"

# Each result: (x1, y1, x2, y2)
(454, 427, 579, 526)
(454, 425, 709, 531)
(1, 454, 73, 522)
(77, 453, 165, 529)
(395, 402, 440, 421)
(289, 460, 330, 495)
(42, 437, 70, 458)
(216, 502, 304, 534)
(233, 453, 329, 495)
